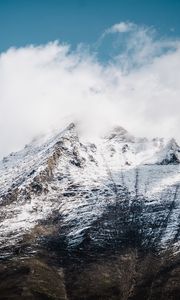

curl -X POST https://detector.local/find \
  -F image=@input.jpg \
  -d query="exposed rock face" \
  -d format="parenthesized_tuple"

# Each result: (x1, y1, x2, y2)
(0, 123, 180, 299)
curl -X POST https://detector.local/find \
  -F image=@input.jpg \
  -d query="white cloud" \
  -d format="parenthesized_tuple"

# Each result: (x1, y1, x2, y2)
(105, 22, 134, 33)
(0, 24, 180, 158)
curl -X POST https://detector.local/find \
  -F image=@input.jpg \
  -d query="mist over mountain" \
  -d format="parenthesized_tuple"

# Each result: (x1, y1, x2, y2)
(1, 23, 180, 159)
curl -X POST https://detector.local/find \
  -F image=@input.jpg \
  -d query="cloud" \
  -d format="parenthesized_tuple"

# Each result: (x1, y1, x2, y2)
(105, 22, 135, 34)
(0, 23, 180, 158)
(102, 22, 180, 70)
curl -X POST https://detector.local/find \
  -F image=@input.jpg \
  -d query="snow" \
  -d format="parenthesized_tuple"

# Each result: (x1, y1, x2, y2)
(0, 123, 180, 252)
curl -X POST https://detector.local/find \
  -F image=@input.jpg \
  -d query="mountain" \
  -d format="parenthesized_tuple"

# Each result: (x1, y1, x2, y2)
(0, 123, 180, 300)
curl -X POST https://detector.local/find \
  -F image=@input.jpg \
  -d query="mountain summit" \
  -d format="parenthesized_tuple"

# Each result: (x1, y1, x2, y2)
(0, 123, 180, 299)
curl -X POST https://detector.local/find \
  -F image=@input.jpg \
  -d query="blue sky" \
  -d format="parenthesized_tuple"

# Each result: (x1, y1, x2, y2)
(0, 0, 180, 53)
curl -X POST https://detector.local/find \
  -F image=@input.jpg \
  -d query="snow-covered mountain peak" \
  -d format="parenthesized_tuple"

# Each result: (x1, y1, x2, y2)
(143, 137, 180, 165)
(0, 122, 180, 257)
(104, 125, 135, 143)
(158, 138, 180, 164)
(165, 137, 180, 153)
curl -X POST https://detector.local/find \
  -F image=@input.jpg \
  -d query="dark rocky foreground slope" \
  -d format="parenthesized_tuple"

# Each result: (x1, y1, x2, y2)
(0, 123, 180, 299)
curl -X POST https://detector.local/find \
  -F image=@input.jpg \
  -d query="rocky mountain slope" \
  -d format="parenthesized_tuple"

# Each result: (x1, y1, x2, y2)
(0, 123, 180, 299)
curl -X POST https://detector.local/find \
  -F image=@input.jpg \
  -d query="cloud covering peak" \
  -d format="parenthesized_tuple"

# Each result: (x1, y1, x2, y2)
(0, 23, 180, 158)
